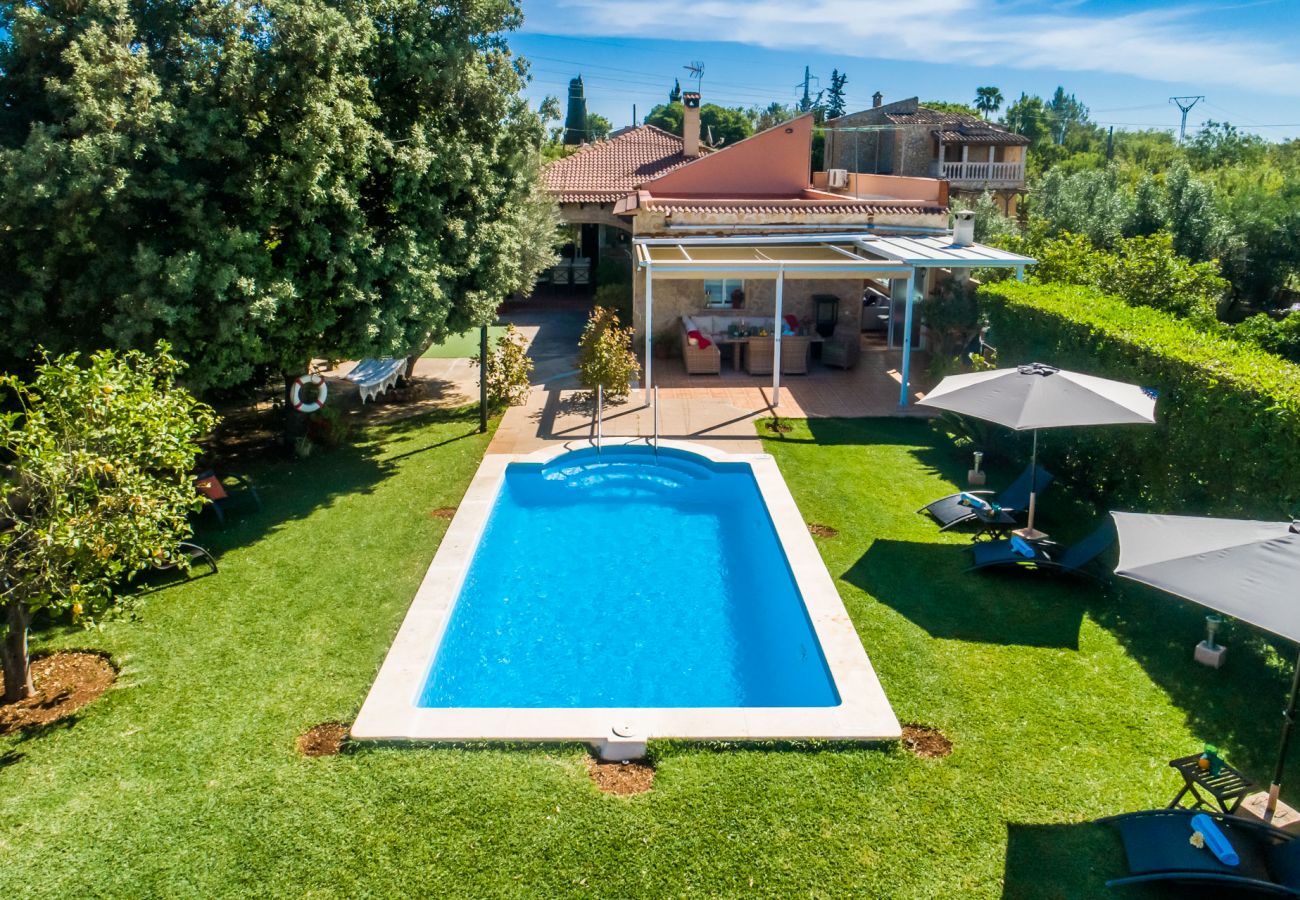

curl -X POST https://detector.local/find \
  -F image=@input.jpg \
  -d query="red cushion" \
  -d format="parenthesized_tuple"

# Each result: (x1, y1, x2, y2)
(195, 476, 227, 501)
(688, 329, 712, 350)
(784, 314, 799, 330)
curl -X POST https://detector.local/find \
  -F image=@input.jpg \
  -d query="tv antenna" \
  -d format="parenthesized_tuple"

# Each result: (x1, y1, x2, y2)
(684, 61, 704, 92)
(1170, 96, 1204, 143)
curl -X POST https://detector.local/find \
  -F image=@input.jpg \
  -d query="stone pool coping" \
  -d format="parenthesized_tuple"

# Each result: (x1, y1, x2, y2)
(351, 439, 901, 752)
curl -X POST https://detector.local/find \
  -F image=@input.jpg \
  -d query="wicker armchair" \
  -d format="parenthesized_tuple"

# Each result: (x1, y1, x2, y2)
(744, 335, 811, 376)
(822, 323, 862, 370)
(680, 318, 721, 375)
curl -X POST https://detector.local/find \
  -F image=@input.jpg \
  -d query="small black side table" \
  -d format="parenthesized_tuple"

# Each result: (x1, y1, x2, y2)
(1167, 754, 1255, 815)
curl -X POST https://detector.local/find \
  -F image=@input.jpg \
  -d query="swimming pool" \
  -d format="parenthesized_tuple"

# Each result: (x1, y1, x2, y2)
(353, 440, 899, 753)
(420, 446, 837, 709)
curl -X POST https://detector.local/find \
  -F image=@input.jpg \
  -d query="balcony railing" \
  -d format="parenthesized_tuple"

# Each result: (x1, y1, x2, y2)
(939, 160, 1025, 184)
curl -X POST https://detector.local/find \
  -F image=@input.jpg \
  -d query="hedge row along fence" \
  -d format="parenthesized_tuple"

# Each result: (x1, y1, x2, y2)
(978, 280, 1300, 518)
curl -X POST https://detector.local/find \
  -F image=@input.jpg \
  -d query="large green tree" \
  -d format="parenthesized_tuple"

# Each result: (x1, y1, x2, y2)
(645, 101, 753, 147)
(0, 0, 557, 391)
(1, 345, 217, 702)
(973, 86, 1003, 120)
(825, 70, 848, 120)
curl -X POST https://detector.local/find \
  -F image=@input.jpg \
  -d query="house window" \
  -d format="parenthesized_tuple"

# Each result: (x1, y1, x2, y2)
(703, 278, 744, 308)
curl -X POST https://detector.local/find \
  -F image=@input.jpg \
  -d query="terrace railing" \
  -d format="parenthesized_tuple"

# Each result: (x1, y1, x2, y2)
(939, 160, 1025, 184)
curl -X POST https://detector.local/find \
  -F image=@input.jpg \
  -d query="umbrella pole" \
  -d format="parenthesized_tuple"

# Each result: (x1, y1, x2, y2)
(1015, 430, 1046, 540)
(1266, 647, 1300, 820)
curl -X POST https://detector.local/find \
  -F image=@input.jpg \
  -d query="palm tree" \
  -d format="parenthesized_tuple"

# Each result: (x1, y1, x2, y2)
(974, 86, 1004, 120)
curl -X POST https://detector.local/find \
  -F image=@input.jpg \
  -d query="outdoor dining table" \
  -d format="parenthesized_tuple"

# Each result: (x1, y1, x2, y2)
(710, 333, 824, 372)
(1167, 754, 1256, 815)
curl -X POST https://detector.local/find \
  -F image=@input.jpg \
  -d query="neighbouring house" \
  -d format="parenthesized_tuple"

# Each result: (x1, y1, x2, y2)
(542, 91, 1034, 407)
(823, 95, 1029, 215)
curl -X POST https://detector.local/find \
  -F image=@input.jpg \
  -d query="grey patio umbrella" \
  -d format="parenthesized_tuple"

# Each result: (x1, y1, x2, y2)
(919, 363, 1156, 536)
(1113, 511, 1300, 819)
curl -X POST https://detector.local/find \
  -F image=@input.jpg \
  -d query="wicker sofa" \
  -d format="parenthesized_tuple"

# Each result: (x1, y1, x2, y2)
(681, 313, 812, 376)
(679, 316, 721, 374)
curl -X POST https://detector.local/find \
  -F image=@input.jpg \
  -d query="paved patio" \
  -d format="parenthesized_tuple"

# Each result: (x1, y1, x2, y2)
(488, 337, 933, 455)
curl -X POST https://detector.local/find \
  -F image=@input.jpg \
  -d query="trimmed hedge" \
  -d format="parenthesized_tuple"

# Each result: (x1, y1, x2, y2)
(978, 280, 1300, 517)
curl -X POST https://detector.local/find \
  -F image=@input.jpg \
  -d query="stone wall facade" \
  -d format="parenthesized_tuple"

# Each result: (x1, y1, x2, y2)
(635, 276, 867, 346)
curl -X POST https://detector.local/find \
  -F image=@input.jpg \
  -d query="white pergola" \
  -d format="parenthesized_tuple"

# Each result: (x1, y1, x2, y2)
(634, 232, 1035, 407)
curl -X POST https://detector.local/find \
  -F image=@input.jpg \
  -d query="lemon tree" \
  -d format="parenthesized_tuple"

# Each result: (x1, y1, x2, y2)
(0, 345, 216, 703)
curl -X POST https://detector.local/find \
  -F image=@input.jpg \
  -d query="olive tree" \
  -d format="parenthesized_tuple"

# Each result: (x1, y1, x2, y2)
(0, 346, 216, 703)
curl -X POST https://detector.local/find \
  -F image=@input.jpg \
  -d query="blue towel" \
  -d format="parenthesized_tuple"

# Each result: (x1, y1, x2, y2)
(1191, 813, 1239, 866)
(1010, 536, 1037, 558)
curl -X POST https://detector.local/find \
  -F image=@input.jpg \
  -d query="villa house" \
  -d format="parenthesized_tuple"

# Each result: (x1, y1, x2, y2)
(541, 118, 704, 286)
(542, 92, 1033, 407)
(823, 95, 1029, 215)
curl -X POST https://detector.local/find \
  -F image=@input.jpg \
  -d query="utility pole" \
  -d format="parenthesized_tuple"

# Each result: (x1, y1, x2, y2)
(795, 66, 821, 113)
(1106, 126, 1114, 161)
(1170, 96, 1204, 143)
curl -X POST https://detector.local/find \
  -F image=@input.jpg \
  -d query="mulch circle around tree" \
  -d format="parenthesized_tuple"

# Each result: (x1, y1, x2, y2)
(901, 724, 953, 759)
(430, 507, 457, 519)
(297, 722, 350, 757)
(0, 651, 116, 736)
(765, 419, 793, 434)
(586, 755, 655, 795)
(807, 523, 839, 538)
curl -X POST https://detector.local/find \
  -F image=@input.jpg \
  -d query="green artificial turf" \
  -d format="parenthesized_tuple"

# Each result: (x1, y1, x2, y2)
(421, 326, 508, 359)
(2, 413, 1295, 897)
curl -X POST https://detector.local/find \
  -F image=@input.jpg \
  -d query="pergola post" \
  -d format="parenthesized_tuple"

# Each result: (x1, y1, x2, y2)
(644, 261, 654, 402)
(898, 268, 916, 407)
(773, 263, 785, 408)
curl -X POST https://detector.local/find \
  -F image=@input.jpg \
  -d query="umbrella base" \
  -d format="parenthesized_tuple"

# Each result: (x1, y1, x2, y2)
(1012, 526, 1048, 541)
(1240, 791, 1300, 833)
(1194, 640, 1227, 669)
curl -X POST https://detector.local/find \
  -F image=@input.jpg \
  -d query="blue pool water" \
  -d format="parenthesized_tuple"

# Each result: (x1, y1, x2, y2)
(417, 446, 840, 709)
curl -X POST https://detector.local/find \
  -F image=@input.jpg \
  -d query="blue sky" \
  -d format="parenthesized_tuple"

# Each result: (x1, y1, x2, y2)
(514, 0, 1300, 140)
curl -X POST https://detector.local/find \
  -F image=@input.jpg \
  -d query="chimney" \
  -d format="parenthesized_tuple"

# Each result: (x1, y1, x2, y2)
(682, 91, 701, 157)
(872, 91, 884, 108)
(953, 210, 976, 247)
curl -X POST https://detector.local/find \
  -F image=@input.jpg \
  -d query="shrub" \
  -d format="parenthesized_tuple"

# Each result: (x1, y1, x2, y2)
(472, 324, 533, 408)
(1001, 231, 1227, 321)
(1234, 313, 1300, 363)
(578, 306, 639, 402)
(979, 280, 1300, 517)
(594, 281, 633, 325)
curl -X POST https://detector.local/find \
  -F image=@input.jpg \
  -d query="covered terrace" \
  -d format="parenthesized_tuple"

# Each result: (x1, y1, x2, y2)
(634, 230, 1035, 408)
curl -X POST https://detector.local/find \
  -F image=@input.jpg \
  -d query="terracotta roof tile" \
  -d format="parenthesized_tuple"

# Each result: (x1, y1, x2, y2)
(543, 126, 698, 201)
(642, 198, 947, 216)
(934, 128, 1029, 146)
(883, 108, 1030, 145)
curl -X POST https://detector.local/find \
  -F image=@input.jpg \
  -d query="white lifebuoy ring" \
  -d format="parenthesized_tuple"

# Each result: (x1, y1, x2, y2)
(290, 373, 328, 413)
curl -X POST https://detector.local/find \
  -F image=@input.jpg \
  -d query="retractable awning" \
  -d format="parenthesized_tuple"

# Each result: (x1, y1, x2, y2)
(635, 239, 912, 280)
(850, 232, 1035, 268)
(631, 232, 1036, 409)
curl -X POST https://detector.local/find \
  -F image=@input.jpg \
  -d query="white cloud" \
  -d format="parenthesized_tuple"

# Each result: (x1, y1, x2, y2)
(522, 0, 1300, 97)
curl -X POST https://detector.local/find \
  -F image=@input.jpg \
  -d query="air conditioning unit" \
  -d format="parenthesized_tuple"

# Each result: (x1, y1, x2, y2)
(827, 168, 850, 189)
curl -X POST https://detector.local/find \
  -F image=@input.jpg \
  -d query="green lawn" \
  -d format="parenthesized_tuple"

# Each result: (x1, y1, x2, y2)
(421, 325, 508, 359)
(2, 414, 1294, 896)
